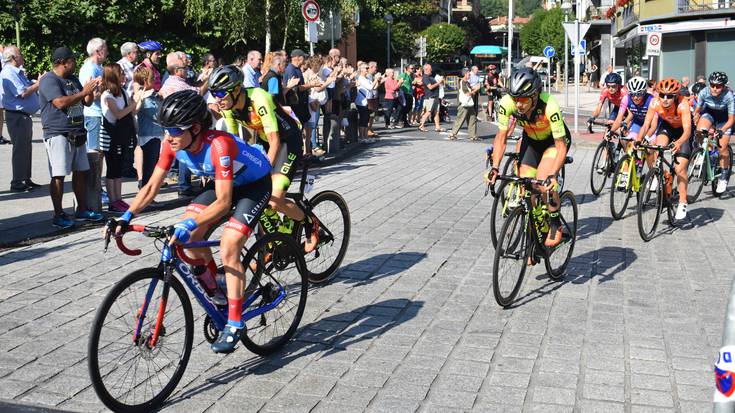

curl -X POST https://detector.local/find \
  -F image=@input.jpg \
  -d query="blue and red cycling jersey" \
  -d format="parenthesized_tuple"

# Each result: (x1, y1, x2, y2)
(156, 130, 271, 186)
(624, 93, 654, 125)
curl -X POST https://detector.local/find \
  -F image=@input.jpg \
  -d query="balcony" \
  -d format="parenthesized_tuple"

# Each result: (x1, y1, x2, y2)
(678, 0, 735, 12)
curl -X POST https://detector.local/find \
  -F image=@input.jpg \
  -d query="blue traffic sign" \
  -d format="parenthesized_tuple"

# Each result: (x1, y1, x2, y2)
(543, 46, 555, 58)
(570, 39, 587, 56)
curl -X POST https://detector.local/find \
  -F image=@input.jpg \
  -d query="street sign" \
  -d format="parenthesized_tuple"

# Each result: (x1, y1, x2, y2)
(570, 39, 586, 56)
(646, 32, 662, 56)
(302, 0, 320, 22)
(305, 21, 318, 43)
(563, 22, 591, 47)
(415, 36, 427, 58)
(543, 46, 555, 59)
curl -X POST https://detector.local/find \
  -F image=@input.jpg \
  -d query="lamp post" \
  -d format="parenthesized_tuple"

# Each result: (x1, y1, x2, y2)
(384, 14, 394, 69)
(507, 0, 514, 79)
(561, 0, 572, 108)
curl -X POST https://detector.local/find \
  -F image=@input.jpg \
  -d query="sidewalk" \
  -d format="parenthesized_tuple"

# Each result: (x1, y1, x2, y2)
(549, 86, 600, 116)
(0, 117, 366, 249)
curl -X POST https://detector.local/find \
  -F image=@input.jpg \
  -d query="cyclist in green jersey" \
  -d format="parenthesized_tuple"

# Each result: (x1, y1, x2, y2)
(208, 65, 319, 252)
(486, 68, 571, 248)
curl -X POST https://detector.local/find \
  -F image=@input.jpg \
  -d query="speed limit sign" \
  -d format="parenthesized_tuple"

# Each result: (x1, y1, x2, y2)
(302, 0, 320, 22)
(646, 32, 661, 56)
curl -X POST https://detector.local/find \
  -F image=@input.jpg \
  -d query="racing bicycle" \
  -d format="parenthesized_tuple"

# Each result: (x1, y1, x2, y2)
(686, 129, 733, 202)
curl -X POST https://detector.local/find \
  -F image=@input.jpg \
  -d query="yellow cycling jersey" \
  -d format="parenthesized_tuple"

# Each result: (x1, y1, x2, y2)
(496, 92, 566, 141)
(221, 87, 300, 143)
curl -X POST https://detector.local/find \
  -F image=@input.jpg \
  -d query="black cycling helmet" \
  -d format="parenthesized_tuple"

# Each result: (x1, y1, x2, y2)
(157, 90, 209, 128)
(209, 64, 244, 92)
(691, 82, 706, 96)
(709, 71, 728, 85)
(508, 68, 542, 98)
(604, 72, 622, 85)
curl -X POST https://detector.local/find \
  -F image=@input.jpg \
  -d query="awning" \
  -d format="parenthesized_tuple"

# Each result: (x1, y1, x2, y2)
(614, 18, 735, 47)
(470, 45, 508, 55)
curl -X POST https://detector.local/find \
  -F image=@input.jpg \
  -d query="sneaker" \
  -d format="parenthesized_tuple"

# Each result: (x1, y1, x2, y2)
(303, 216, 321, 253)
(108, 200, 127, 213)
(363, 137, 376, 144)
(716, 178, 728, 194)
(675, 203, 688, 220)
(211, 323, 244, 354)
(75, 210, 104, 222)
(101, 190, 110, 205)
(52, 213, 76, 228)
(24, 180, 42, 189)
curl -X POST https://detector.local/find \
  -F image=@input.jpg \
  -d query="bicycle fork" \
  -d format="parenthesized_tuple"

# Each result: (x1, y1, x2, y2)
(133, 268, 171, 349)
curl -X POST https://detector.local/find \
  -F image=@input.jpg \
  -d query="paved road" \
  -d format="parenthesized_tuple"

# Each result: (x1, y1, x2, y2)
(0, 125, 732, 412)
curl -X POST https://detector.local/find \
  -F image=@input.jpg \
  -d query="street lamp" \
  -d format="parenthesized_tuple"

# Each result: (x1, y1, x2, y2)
(384, 14, 394, 69)
(561, 0, 572, 107)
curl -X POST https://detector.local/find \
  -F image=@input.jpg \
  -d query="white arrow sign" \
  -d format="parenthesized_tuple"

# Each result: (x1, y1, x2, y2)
(563, 22, 591, 47)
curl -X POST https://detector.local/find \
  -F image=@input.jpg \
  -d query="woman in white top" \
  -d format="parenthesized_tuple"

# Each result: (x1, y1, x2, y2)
(355, 63, 381, 142)
(304, 55, 335, 156)
(100, 63, 143, 212)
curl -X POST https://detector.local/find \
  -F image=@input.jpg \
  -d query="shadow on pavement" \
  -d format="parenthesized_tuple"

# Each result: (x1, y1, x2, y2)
(164, 299, 423, 407)
(680, 206, 724, 230)
(331, 252, 427, 286)
(575, 215, 614, 241)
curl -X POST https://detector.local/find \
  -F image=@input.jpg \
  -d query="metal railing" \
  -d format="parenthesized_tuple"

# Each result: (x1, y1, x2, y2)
(678, 0, 734, 12)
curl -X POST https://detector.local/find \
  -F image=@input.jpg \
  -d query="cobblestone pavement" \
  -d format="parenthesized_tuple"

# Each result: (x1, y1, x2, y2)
(0, 130, 733, 412)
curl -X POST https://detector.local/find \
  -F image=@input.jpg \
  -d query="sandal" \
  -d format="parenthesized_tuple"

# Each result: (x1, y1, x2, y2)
(418, 126, 428, 132)
(435, 128, 445, 132)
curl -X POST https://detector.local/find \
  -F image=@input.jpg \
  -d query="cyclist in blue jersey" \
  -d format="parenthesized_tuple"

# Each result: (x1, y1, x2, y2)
(106, 90, 272, 354)
(694, 71, 734, 193)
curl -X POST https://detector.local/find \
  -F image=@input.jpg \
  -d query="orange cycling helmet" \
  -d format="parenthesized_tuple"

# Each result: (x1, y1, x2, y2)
(657, 77, 681, 95)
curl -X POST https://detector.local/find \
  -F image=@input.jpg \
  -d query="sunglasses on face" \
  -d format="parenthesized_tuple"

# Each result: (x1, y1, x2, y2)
(211, 89, 231, 99)
(631, 92, 646, 98)
(606, 84, 619, 89)
(164, 125, 191, 137)
(711, 83, 724, 89)
(512, 96, 532, 105)
(660, 93, 677, 100)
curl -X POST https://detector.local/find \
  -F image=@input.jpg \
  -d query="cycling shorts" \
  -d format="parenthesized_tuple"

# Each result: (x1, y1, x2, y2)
(519, 124, 572, 173)
(188, 174, 272, 236)
(656, 121, 692, 159)
(700, 109, 734, 135)
(269, 129, 303, 192)
(627, 121, 656, 143)
(608, 106, 620, 121)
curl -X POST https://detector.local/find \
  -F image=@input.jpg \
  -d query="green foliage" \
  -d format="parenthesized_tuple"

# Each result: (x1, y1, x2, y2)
(420, 23, 466, 63)
(387, 1, 437, 30)
(480, 0, 543, 18)
(519, 7, 566, 64)
(356, 18, 416, 67)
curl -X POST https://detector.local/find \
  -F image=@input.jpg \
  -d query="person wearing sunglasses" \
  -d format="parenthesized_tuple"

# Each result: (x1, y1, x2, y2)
(693, 71, 733, 194)
(486, 67, 571, 249)
(588, 72, 628, 130)
(636, 77, 693, 219)
(208, 65, 320, 253)
(611, 77, 654, 146)
(107, 90, 273, 353)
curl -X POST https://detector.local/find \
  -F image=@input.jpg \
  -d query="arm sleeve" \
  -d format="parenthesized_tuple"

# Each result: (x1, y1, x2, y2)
(251, 88, 280, 135)
(155, 139, 176, 171)
(267, 77, 279, 95)
(38, 76, 63, 102)
(496, 95, 514, 131)
(210, 136, 237, 181)
(696, 90, 706, 110)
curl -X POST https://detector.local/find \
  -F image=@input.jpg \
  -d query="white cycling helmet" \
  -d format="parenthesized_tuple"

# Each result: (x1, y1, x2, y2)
(626, 76, 648, 94)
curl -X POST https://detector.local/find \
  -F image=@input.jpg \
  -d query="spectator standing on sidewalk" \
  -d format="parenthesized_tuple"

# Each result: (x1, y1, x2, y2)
(79, 37, 108, 213)
(366, 61, 382, 137)
(261, 54, 296, 106)
(398, 64, 415, 128)
(135, 40, 162, 92)
(283, 49, 311, 128)
(100, 63, 142, 212)
(0, 43, 8, 145)
(468, 65, 481, 116)
(159, 51, 210, 197)
(116, 42, 138, 96)
(304, 55, 329, 156)
(132, 68, 162, 187)
(447, 68, 480, 141)
(242, 50, 262, 88)
(382, 69, 402, 129)
(39, 46, 102, 228)
(1, 45, 43, 192)
(418, 63, 443, 132)
(356, 62, 380, 143)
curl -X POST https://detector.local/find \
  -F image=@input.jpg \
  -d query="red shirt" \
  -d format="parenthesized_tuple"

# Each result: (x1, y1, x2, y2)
(599, 86, 628, 108)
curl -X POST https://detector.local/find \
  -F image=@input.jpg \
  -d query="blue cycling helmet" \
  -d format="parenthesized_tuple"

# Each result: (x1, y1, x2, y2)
(604, 72, 622, 85)
(138, 40, 162, 52)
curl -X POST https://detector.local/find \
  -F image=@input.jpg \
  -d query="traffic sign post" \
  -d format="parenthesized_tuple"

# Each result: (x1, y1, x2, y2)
(543, 46, 555, 59)
(563, 20, 590, 134)
(415, 36, 427, 66)
(302, 0, 321, 56)
(646, 32, 661, 56)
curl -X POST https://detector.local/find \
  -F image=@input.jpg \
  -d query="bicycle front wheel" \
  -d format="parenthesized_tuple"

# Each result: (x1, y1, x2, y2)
(297, 190, 351, 284)
(490, 180, 520, 248)
(637, 169, 663, 241)
(241, 232, 307, 355)
(686, 150, 705, 204)
(590, 141, 611, 195)
(493, 207, 529, 307)
(88, 268, 194, 413)
(610, 155, 634, 220)
(545, 191, 578, 280)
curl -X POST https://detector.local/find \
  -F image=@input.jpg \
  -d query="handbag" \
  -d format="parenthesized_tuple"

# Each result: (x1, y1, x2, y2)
(459, 88, 474, 107)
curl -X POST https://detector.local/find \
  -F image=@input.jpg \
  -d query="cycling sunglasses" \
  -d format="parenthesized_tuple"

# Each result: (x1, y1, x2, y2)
(512, 96, 532, 104)
(211, 89, 231, 99)
(631, 92, 646, 97)
(660, 93, 678, 100)
(710, 83, 725, 89)
(164, 125, 191, 137)
(606, 83, 620, 88)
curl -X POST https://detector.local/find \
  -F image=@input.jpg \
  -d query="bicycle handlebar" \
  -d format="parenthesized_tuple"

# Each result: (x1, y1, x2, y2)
(107, 223, 207, 265)
(111, 225, 147, 256)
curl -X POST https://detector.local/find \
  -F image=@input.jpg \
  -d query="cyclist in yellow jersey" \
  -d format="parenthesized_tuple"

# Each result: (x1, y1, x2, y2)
(486, 68, 571, 248)
(208, 65, 319, 251)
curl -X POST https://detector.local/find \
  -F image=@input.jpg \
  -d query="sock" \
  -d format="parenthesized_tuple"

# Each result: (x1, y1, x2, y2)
(227, 297, 244, 327)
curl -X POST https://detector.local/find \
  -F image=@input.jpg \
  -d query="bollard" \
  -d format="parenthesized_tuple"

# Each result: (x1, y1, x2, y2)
(713, 274, 735, 412)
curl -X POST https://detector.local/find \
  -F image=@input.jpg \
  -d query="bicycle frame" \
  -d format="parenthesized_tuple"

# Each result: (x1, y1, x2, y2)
(617, 138, 644, 193)
(693, 130, 719, 183)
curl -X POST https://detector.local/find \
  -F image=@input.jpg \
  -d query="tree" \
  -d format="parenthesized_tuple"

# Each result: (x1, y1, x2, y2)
(356, 18, 416, 67)
(420, 23, 466, 63)
(480, 0, 542, 18)
(520, 7, 565, 62)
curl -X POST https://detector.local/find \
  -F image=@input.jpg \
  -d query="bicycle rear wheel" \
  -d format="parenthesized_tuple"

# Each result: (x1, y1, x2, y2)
(296, 190, 351, 284)
(637, 169, 663, 241)
(240, 232, 307, 355)
(88, 268, 194, 413)
(490, 180, 520, 248)
(686, 150, 705, 204)
(590, 141, 611, 195)
(545, 191, 578, 280)
(610, 155, 634, 220)
(712, 145, 733, 196)
(492, 207, 529, 307)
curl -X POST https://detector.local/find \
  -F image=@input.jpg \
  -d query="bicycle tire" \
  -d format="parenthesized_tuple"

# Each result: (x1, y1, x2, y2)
(88, 268, 194, 413)
(610, 155, 634, 220)
(637, 169, 663, 242)
(490, 180, 517, 248)
(240, 232, 307, 355)
(711, 145, 734, 196)
(294, 190, 351, 284)
(492, 206, 529, 307)
(686, 150, 705, 204)
(545, 191, 578, 280)
(559, 164, 566, 193)
(501, 155, 516, 177)
(666, 179, 683, 228)
(590, 141, 611, 195)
